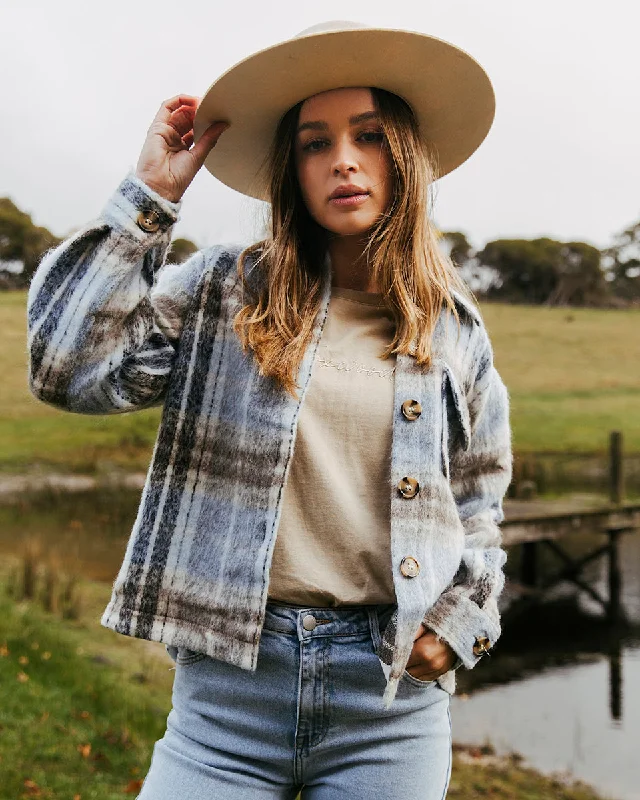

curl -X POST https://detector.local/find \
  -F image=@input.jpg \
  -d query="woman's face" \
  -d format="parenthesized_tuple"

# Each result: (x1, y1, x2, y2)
(294, 87, 393, 238)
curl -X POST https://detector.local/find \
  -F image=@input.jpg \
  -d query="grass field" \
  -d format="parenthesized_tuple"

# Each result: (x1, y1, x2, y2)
(0, 558, 174, 799)
(483, 299, 640, 455)
(3, 290, 639, 473)
(0, 556, 614, 800)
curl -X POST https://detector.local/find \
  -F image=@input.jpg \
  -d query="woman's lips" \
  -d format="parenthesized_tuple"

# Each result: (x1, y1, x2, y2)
(329, 192, 370, 207)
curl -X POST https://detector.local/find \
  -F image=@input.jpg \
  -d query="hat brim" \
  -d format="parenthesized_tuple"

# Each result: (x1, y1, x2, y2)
(193, 27, 495, 201)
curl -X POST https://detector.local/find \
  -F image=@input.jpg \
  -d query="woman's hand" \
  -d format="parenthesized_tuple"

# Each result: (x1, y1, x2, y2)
(135, 95, 229, 204)
(405, 623, 458, 681)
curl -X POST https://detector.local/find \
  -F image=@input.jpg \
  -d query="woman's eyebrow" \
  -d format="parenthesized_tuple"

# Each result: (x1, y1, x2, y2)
(296, 110, 380, 135)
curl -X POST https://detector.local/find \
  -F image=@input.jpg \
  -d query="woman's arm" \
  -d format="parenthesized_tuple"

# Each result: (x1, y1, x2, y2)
(422, 331, 513, 670)
(27, 173, 199, 413)
(27, 94, 228, 415)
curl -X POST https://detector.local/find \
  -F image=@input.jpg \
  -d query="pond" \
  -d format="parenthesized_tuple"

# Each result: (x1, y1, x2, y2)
(1, 485, 638, 800)
(451, 514, 640, 800)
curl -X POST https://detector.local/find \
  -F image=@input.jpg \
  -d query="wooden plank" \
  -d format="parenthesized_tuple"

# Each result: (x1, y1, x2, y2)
(501, 505, 640, 546)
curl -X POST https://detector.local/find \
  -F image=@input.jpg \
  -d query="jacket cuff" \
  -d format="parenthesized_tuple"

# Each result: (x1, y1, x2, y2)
(100, 171, 182, 248)
(422, 591, 501, 671)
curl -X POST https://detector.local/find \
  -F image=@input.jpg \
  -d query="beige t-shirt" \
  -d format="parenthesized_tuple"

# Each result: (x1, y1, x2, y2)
(268, 285, 398, 607)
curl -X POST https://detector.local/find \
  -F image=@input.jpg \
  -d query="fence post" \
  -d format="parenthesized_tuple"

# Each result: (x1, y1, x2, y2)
(607, 528, 622, 624)
(609, 431, 623, 505)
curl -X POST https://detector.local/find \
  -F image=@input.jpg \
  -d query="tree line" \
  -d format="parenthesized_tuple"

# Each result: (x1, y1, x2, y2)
(1, 194, 638, 306)
(442, 226, 639, 307)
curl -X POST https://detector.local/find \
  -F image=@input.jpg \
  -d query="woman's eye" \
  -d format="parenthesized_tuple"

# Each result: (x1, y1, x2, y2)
(300, 130, 384, 153)
(301, 139, 327, 153)
(359, 130, 385, 144)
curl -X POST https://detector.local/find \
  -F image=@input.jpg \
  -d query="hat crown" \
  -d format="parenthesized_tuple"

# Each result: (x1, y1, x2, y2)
(295, 20, 368, 38)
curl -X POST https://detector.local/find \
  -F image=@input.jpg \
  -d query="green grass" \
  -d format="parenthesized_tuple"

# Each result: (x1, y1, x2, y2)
(0, 559, 174, 799)
(4, 291, 640, 473)
(481, 300, 640, 454)
(0, 413, 159, 473)
(2, 290, 159, 473)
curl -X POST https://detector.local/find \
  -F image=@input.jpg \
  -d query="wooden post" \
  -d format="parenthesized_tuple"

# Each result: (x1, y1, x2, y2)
(608, 428, 627, 628)
(609, 431, 623, 505)
(607, 529, 622, 625)
(609, 636, 622, 721)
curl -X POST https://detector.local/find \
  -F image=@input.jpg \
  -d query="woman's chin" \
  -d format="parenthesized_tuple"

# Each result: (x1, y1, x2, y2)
(322, 219, 378, 238)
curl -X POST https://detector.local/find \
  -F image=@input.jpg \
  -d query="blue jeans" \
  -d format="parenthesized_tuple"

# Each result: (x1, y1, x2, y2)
(137, 602, 453, 799)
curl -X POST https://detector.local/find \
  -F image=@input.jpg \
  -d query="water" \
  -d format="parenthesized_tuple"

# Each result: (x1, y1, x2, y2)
(2, 485, 639, 799)
(453, 525, 640, 800)
(452, 651, 640, 800)
(0, 484, 142, 582)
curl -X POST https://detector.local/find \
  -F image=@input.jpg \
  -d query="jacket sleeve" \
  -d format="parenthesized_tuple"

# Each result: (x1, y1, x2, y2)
(422, 330, 513, 670)
(27, 171, 205, 414)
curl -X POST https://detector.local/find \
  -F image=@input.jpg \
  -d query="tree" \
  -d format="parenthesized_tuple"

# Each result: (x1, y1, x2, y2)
(439, 230, 499, 294)
(0, 198, 61, 288)
(476, 237, 610, 307)
(439, 230, 474, 269)
(601, 220, 640, 304)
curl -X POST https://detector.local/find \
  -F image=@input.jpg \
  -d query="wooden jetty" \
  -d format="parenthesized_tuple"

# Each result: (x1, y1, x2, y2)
(500, 432, 639, 624)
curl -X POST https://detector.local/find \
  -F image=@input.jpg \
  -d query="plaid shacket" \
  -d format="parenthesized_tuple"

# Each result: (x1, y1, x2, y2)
(27, 172, 513, 709)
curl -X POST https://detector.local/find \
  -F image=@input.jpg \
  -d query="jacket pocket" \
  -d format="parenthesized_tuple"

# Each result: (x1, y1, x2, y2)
(441, 361, 471, 480)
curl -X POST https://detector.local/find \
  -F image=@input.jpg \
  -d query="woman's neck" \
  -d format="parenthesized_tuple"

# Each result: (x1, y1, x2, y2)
(328, 234, 381, 293)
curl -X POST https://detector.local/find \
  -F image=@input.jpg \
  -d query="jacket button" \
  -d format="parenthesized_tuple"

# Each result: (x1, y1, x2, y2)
(401, 399, 422, 421)
(397, 476, 419, 498)
(136, 209, 161, 233)
(473, 636, 492, 656)
(400, 556, 420, 577)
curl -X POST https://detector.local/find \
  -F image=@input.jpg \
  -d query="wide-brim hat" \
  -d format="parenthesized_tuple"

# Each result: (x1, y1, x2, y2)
(193, 20, 496, 201)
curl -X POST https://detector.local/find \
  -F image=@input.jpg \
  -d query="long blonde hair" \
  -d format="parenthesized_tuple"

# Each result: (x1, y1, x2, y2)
(233, 87, 477, 399)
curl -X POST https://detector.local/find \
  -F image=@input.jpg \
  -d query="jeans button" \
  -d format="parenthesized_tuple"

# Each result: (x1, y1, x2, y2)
(302, 614, 317, 631)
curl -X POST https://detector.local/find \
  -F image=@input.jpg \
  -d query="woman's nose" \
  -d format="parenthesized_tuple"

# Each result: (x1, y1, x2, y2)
(332, 142, 359, 175)
(333, 162, 358, 176)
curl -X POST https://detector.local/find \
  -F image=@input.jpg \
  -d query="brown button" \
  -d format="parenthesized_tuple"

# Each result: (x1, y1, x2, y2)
(400, 556, 420, 578)
(397, 476, 419, 498)
(473, 636, 491, 657)
(401, 399, 422, 421)
(136, 209, 161, 233)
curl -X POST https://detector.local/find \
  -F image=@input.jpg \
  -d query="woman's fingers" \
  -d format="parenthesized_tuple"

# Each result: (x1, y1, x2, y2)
(189, 120, 230, 169)
(164, 102, 229, 161)
(413, 623, 427, 641)
(167, 106, 197, 138)
(135, 95, 228, 202)
(156, 94, 199, 124)
(405, 630, 458, 679)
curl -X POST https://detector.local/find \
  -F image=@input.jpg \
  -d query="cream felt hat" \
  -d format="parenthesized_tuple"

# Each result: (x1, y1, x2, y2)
(193, 20, 496, 201)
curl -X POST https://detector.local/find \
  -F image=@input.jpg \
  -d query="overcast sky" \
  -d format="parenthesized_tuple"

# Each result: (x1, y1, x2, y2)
(1, 0, 638, 253)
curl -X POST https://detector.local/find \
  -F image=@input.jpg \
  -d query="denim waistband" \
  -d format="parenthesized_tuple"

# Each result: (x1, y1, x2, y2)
(264, 601, 397, 640)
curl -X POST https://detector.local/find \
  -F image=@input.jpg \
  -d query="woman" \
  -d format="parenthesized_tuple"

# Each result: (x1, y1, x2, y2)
(27, 21, 512, 800)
